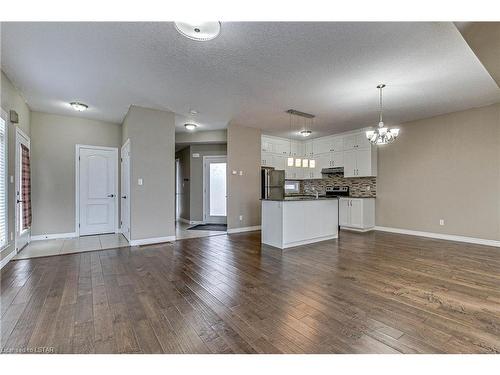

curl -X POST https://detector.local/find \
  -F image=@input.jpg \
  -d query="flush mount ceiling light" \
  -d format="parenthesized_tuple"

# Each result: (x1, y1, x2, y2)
(184, 123, 197, 131)
(174, 22, 221, 41)
(366, 84, 399, 145)
(69, 102, 88, 111)
(300, 130, 312, 137)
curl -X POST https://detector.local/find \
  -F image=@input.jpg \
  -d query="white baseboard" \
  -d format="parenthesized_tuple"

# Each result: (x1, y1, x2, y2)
(340, 226, 374, 233)
(31, 232, 77, 241)
(0, 249, 16, 269)
(375, 226, 500, 248)
(129, 236, 176, 246)
(283, 234, 338, 249)
(227, 225, 261, 234)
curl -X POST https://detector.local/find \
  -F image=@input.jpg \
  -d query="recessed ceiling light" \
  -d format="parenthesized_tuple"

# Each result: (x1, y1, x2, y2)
(174, 22, 221, 41)
(300, 130, 312, 137)
(70, 102, 88, 111)
(184, 123, 197, 131)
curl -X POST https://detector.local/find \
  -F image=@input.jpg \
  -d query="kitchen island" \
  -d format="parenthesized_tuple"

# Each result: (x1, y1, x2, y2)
(261, 196, 338, 249)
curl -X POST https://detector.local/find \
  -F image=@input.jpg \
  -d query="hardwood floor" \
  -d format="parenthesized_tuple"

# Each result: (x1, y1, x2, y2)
(1, 230, 499, 354)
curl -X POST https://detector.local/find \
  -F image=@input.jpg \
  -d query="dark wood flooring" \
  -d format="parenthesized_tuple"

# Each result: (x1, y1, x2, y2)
(1, 230, 499, 354)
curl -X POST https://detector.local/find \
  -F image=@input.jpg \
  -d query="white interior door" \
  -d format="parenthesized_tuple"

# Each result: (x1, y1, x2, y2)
(15, 129, 31, 252)
(203, 156, 227, 224)
(78, 146, 118, 236)
(120, 141, 131, 241)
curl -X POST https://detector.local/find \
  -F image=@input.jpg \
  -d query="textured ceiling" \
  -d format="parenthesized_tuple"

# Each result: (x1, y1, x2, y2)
(1, 22, 499, 139)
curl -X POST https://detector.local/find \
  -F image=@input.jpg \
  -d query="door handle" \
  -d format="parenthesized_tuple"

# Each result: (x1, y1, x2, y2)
(17, 199, 24, 204)
(107, 194, 115, 198)
(121, 195, 127, 199)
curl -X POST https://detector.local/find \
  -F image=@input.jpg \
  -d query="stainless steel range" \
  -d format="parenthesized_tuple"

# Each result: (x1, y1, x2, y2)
(325, 186, 349, 197)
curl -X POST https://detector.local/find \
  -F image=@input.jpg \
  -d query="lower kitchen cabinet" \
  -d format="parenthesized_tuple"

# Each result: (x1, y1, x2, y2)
(339, 197, 375, 231)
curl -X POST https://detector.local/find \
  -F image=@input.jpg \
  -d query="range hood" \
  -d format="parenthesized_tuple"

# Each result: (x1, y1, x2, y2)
(321, 167, 344, 175)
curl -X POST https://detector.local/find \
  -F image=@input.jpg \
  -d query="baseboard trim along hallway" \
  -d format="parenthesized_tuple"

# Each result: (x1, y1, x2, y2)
(129, 236, 176, 246)
(0, 249, 16, 269)
(375, 226, 500, 248)
(31, 232, 78, 241)
(227, 226, 261, 234)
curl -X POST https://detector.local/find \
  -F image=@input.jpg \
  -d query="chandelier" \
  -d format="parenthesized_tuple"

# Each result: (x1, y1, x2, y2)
(366, 84, 399, 145)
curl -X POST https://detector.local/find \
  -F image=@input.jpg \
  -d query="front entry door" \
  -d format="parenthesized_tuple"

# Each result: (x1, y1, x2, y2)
(15, 129, 31, 252)
(78, 146, 118, 236)
(120, 141, 131, 241)
(203, 156, 227, 224)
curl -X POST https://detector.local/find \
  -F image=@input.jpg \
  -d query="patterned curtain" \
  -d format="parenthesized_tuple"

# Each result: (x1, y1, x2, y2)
(21, 144, 32, 229)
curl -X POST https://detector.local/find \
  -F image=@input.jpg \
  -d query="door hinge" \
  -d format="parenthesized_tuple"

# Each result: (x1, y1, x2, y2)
(78, 223, 80, 228)
(78, 156, 80, 161)
(120, 221, 122, 226)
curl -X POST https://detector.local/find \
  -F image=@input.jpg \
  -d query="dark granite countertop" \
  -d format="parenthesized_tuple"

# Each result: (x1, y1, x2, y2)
(261, 195, 375, 201)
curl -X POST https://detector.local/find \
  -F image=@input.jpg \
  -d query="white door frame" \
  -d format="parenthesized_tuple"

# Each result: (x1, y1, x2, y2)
(120, 139, 131, 241)
(75, 144, 119, 236)
(15, 127, 31, 253)
(202, 155, 227, 224)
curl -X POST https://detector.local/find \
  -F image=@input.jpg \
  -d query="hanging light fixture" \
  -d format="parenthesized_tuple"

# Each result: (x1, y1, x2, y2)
(366, 84, 399, 145)
(309, 117, 316, 168)
(287, 112, 294, 167)
(300, 117, 308, 167)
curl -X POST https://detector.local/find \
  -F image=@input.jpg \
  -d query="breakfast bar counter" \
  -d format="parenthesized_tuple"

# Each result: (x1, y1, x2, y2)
(261, 198, 339, 249)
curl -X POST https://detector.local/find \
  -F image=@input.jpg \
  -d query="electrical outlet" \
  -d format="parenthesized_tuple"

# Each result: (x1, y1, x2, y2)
(138, 178, 143, 186)
(239, 215, 243, 221)
(439, 219, 445, 226)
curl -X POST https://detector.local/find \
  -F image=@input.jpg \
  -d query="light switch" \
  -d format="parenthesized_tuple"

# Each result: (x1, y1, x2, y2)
(239, 171, 243, 176)
(9, 176, 13, 183)
(138, 178, 143, 186)
(232, 170, 237, 175)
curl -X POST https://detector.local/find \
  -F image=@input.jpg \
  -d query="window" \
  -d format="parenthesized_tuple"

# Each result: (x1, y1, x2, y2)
(0, 115, 7, 249)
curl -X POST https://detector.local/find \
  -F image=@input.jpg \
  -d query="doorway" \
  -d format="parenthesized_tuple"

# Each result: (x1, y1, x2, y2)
(121, 140, 131, 241)
(175, 158, 181, 221)
(15, 128, 31, 253)
(203, 155, 227, 224)
(76, 145, 118, 236)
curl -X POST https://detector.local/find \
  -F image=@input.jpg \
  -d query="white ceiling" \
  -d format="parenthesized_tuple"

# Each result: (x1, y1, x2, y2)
(2, 22, 499, 139)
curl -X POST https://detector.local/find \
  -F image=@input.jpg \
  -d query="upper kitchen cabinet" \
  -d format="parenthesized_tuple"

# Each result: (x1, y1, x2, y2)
(343, 146, 377, 177)
(343, 132, 371, 150)
(261, 136, 275, 152)
(313, 136, 343, 154)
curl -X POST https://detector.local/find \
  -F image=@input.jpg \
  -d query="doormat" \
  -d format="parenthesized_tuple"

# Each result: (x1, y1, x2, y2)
(188, 224, 227, 231)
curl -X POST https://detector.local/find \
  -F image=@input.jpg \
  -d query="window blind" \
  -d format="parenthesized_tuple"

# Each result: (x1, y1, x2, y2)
(0, 117, 7, 248)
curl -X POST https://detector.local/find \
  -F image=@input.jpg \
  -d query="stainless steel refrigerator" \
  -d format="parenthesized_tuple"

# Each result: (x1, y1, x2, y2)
(261, 168, 285, 200)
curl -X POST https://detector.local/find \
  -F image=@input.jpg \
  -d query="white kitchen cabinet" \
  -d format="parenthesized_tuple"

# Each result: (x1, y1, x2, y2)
(343, 147, 377, 177)
(338, 197, 375, 231)
(261, 137, 274, 152)
(313, 136, 343, 154)
(343, 132, 371, 151)
(261, 151, 272, 167)
(262, 199, 339, 249)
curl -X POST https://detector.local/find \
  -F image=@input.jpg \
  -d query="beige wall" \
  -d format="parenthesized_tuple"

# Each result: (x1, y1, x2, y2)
(30, 111, 122, 236)
(122, 105, 176, 241)
(227, 123, 261, 230)
(175, 146, 190, 221)
(1, 71, 31, 261)
(175, 129, 227, 145)
(376, 103, 500, 241)
(189, 143, 227, 222)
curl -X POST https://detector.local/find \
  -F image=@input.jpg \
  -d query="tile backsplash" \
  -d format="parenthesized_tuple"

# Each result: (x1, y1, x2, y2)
(301, 175, 377, 198)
